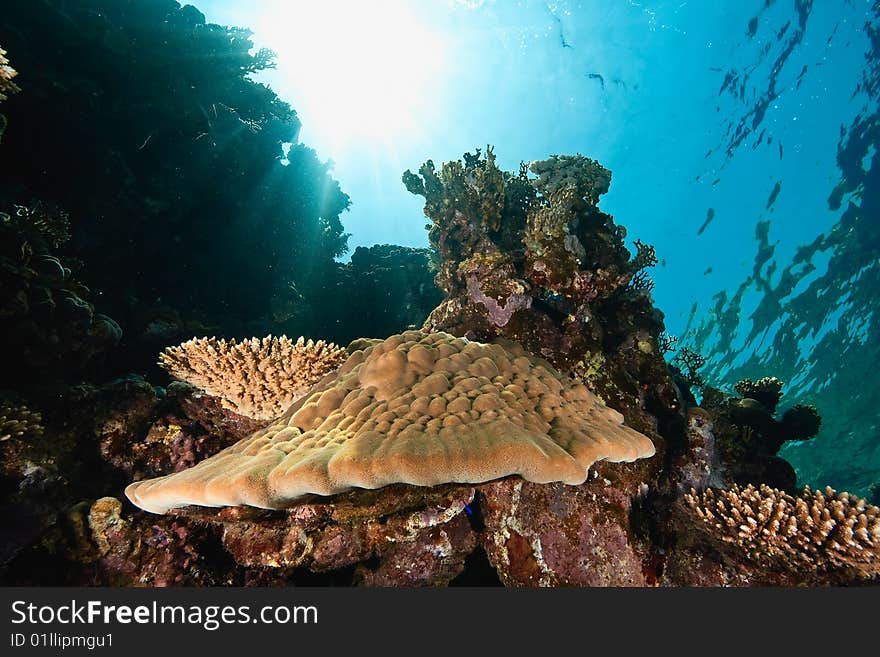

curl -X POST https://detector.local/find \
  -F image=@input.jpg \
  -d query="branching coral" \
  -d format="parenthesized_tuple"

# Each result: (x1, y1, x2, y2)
(657, 332, 678, 356)
(159, 335, 347, 421)
(0, 404, 43, 441)
(0, 45, 19, 141)
(672, 347, 706, 390)
(128, 330, 655, 513)
(684, 484, 880, 580)
(0, 46, 19, 102)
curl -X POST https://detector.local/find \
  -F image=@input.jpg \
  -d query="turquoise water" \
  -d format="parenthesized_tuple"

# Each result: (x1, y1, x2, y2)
(190, 0, 878, 496)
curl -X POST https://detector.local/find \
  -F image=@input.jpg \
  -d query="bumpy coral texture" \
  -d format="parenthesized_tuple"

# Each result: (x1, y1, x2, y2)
(128, 330, 656, 513)
(159, 336, 347, 421)
(685, 484, 880, 579)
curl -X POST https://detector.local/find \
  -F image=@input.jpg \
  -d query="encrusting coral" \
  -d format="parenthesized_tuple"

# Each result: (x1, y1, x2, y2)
(0, 404, 43, 441)
(127, 330, 656, 513)
(683, 483, 880, 580)
(159, 335, 347, 421)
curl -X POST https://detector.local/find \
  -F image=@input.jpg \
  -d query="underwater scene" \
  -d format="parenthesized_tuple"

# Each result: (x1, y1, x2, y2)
(0, 0, 877, 587)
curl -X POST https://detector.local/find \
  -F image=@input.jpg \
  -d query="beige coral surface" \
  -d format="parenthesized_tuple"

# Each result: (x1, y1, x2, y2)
(159, 335, 347, 420)
(128, 330, 655, 513)
(685, 483, 880, 578)
(0, 46, 19, 102)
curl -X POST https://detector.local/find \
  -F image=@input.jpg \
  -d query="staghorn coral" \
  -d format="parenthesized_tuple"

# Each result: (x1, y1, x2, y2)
(684, 483, 880, 580)
(0, 404, 43, 441)
(127, 330, 655, 513)
(159, 335, 347, 421)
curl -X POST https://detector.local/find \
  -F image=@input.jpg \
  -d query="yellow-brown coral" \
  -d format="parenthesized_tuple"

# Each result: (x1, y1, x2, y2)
(128, 330, 655, 513)
(0, 46, 19, 102)
(684, 483, 880, 579)
(0, 404, 43, 441)
(159, 335, 347, 421)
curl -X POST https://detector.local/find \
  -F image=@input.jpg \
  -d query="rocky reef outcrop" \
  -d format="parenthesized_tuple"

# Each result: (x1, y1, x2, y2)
(2, 145, 874, 588)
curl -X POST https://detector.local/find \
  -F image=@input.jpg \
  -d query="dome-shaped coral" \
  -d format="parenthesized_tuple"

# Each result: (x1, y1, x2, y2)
(128, 330, 655, 513)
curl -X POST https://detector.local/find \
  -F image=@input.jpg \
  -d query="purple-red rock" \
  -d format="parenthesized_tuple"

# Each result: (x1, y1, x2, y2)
(477, 461, 655, 586)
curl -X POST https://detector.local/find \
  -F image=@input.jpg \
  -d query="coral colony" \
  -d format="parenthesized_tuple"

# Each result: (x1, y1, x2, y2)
(0, 1, 876, 587)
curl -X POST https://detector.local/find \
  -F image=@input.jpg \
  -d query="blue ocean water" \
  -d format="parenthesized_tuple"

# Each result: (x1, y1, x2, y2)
(194, 0, 878, 495)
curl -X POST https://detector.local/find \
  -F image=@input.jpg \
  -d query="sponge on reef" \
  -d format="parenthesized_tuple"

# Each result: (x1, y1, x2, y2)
(128, 330, 656, 513)
(159, 336, 347, 421)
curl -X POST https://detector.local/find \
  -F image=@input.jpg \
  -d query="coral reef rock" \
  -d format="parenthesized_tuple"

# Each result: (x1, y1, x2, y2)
(402, 148, 663, 373)
(0, 204, 121, 383)
(159, 335, 347, 420)
(127, 330, 655, 513)
(698, 377, 821, 492)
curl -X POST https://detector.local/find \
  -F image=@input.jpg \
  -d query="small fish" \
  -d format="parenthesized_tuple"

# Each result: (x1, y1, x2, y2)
(766, 181, 782, 209)
(747, 16, 758, 38)
(697, 208, 715, 236)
